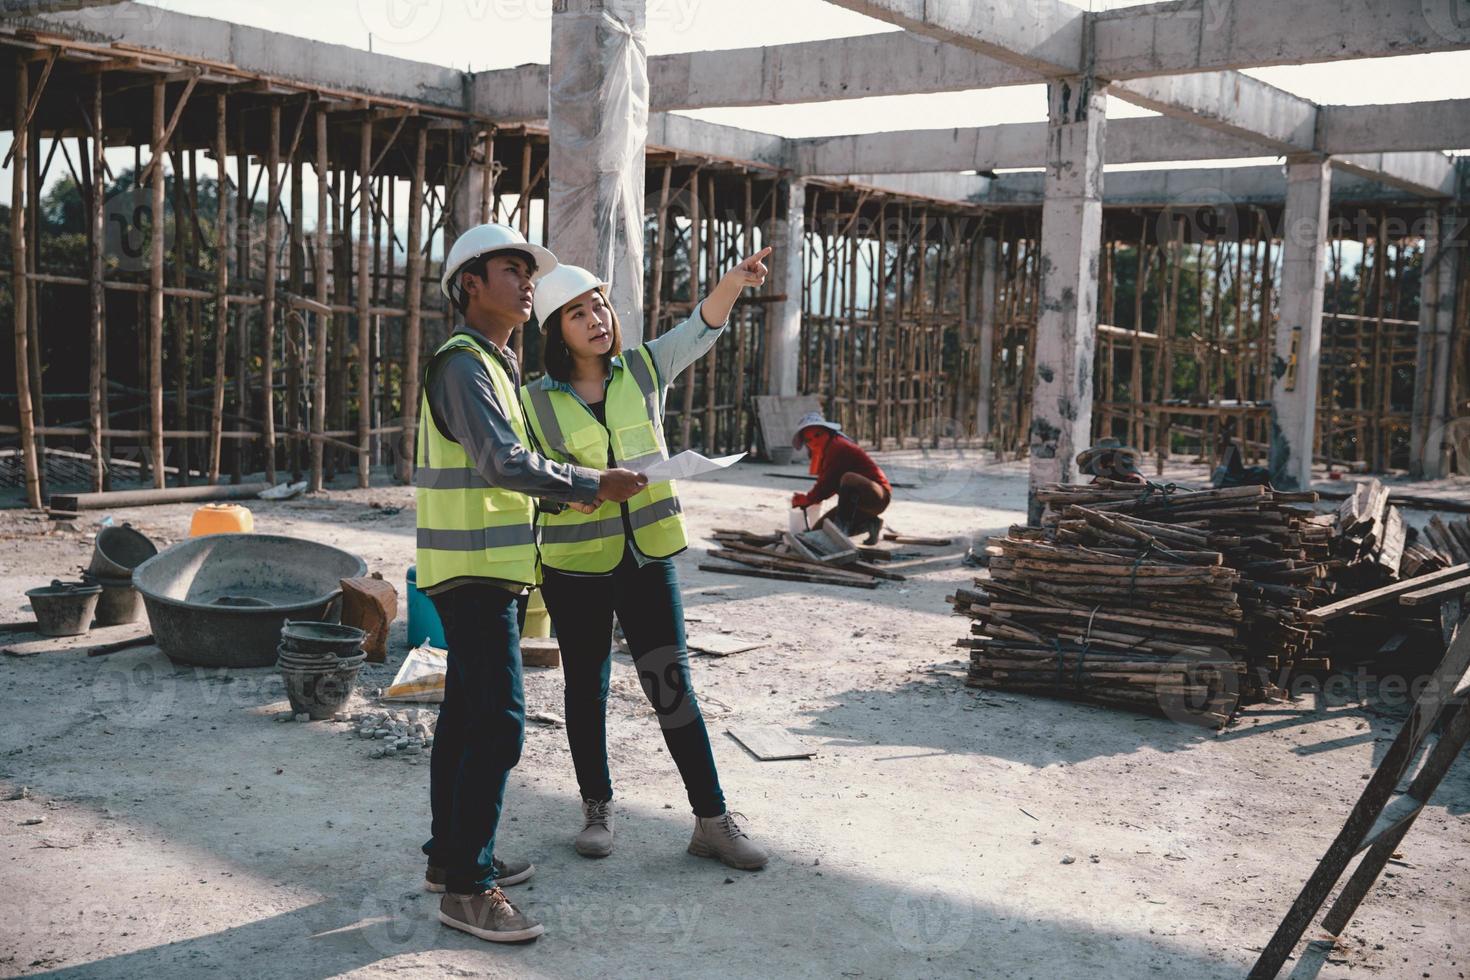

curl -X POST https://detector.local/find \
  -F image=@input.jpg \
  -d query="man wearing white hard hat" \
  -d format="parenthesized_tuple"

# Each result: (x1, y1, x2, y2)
(415, 223, 648, 943)
(517, 248, 774, 873)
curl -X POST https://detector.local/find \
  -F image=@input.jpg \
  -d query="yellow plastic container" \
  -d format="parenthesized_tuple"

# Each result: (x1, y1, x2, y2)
(524, 588, 551, 639)
(190, 503, 255, 537)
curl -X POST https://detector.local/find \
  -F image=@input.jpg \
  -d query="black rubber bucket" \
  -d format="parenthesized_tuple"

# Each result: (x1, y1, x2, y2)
(26, 580, 102, 637)
(88, 524, 158, 579)
(85, 572, 144, 626)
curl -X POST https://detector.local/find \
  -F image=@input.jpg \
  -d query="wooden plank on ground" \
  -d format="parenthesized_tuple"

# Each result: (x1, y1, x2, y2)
(687, 633, 767, 657)
(697, 562, 879, 589)
(519, 636, 561, 668)
(726, 724, 814, 761)
(3, 622, 153, 658)
(1305, 563, 1470, 622)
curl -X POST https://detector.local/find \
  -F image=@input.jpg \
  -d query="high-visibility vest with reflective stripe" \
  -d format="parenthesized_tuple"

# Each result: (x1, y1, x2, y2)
(414, 334, 539, 590)
(519, 345, 687, 574)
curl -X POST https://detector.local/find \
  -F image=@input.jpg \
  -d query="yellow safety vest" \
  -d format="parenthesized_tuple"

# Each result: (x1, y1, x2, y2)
(414, 334, 539, 590)
(519, 345, 687, 574)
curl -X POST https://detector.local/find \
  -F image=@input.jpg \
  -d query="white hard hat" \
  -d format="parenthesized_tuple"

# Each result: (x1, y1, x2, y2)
(532, 263, 611, 330)
(439, 223, 557, 304)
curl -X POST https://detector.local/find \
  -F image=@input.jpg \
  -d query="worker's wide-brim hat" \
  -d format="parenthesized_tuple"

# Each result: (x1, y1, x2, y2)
(532, 264, 612, 329)
(439, 223, 558, 301)
(791, 411, 844, 449)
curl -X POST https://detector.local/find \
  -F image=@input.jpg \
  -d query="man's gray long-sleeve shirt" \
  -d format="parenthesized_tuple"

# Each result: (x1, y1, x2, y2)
(422, 331, 600, 596)
(426, 330, 602, 504)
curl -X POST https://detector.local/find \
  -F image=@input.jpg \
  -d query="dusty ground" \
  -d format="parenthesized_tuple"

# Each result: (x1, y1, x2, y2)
(1, 450, 1467, 979)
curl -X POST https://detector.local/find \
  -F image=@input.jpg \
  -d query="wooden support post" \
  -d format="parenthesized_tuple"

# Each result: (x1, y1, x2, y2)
(171, 146, 190, 484)
(209, 93, 229, 485)
(680, 169, 700, 451)
(148, 79, 167, 489)
(356, 118, 373, 488)
(260, 102, 281, 484)
(233, 118, 249, 484)
(11, 60, 41, 509)
(288, 122, 305, 481)
(88, 73, 106, 493)
(398, 123, 427, 485)
(310, 108, 331, 493)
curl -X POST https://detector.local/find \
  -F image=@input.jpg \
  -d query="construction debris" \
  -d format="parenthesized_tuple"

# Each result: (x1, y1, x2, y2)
(701, 528, 912, 589)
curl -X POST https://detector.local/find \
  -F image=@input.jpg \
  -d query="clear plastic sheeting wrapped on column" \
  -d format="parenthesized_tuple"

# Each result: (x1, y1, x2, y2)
(548, 0, 649, 345)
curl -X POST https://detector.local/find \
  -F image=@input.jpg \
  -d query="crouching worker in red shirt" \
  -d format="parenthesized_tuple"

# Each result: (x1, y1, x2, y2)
(789, 412, 892, 545)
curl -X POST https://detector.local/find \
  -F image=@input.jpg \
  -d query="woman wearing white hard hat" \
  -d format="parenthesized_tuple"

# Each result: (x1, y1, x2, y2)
(518, 247, 774, 872)
(417, 223, 647, 944)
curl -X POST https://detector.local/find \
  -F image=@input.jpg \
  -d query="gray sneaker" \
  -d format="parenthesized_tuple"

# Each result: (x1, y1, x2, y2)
(688, 810, 769, 870)
(438, 887, 544, 943)
(575, 798, 614, 857)
(423, 855, 534, 893)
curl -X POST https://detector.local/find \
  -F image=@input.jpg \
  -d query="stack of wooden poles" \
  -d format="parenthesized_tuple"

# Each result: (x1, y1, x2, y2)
(950, 481, 1333, 726)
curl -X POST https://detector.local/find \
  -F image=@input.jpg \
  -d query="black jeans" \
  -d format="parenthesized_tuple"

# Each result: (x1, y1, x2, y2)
(421, 583, 527, 894)
(540, 546, 726, 818)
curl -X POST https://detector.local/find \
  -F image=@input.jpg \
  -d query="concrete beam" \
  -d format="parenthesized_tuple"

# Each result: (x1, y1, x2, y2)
(791, 116, 1262, 175)
(1090, 0, 1470, 77)
(646, 113, 787, 169)
(472, 31, 1036, 123)
(818, 5, 1447, 204)
(830, 0, 1470, 78)
(1108, 73, 1316, 154)
(1333, 152, 1457, 198)
(1322, 100, 1470, 154)
(29, 1, 465, 107)
(980, 166, 1443, 207)
(833, 172, 992, 205)
(1268, 157, 1331, 491)
(1028, 76, 1105, 521)
(828, 0, 1086, 76)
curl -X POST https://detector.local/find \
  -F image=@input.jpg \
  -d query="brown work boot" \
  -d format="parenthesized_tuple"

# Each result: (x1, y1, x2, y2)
(423, 855, 533, 893)
(575, 798, 614, 857)
(688, 810, 769, 870)
(437, 887, 544, 943)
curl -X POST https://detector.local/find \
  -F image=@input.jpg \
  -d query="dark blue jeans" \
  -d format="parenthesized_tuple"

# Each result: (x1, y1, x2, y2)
(540, 546, 726, 818)
(421, 584, 527, 894)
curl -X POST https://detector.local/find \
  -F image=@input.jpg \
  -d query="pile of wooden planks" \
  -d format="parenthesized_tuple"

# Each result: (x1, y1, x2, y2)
(1332, 478, 1409, 585)
(700, 528, 914, 588)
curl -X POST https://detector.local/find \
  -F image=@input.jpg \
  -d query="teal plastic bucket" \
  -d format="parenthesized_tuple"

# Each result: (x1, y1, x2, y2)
(406, 565, 446, 649)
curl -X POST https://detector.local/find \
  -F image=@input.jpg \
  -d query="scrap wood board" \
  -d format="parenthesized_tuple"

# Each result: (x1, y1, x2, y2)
(3, 622, 154, 658)
(687, 633, 768, 657)
(726, 725, 815, 761)
(754, 395, 822, 459)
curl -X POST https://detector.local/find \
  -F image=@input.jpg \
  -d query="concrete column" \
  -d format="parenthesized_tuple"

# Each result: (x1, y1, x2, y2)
(1410, 208, 1459, 479)
(976, 236, 999, 442)
(1027, 77, 1106, 524)
(1268, 156, 1331, 491)
(548, 0, 648, 344)
(765, 178, 805, 398)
